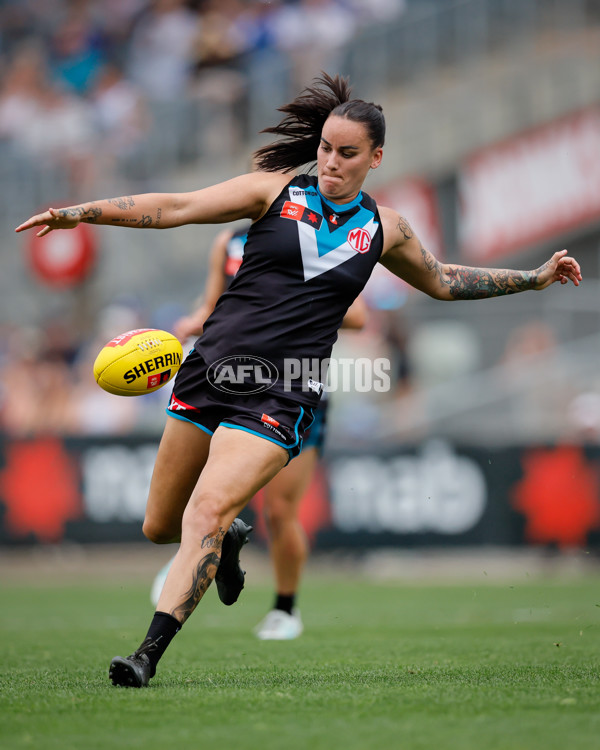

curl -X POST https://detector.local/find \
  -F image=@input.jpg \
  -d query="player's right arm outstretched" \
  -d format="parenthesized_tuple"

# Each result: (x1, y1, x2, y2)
(14, 173, 290, 237)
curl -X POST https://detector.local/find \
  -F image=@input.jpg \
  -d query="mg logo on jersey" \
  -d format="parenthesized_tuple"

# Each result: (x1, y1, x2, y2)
(288, 182, 379, 280)
(347, 227, 372, 254)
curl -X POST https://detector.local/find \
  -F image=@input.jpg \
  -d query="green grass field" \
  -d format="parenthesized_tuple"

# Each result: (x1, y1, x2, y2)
(1, 567, 599, 750)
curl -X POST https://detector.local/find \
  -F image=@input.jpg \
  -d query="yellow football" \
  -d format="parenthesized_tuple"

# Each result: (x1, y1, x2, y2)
(93, 328, 183, 396)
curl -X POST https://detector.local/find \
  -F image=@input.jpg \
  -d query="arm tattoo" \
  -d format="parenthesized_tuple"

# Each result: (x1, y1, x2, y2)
(156, 208, 162, 228)
(421, 246, 438, 273)
(397, 216, 414, 241)
(107, 196, 154, 228)
(170, 551, 220, 623)
(444, 266, 536, 299)
(108, 196, 135, 211)
(420, 246, 448, 288)
(419, 247, 536, 299)
(58, 206, 102, 223)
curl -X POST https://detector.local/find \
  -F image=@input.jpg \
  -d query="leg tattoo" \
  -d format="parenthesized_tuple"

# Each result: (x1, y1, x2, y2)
(170, 551, 220, 623)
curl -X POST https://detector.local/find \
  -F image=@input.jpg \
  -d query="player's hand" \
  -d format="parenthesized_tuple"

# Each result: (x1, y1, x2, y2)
(534, 249, 582, 289)
(173, 312, 206, 343)
(15, 207, 82, 237)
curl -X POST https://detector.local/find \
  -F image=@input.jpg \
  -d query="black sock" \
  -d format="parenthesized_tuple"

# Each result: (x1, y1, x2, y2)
(135, 612, 182, 676)
(274, 594, 295, 615)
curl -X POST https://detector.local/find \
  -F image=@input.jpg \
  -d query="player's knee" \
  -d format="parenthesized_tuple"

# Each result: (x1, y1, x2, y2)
(183, 492, 232, 538)
(263, 495, 294, 532)
(265, 487, 296, 514)
(142, 517, 178, 544)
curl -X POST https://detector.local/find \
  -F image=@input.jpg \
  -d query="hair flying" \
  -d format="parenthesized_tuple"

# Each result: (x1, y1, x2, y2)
(253, 72, 385, 173)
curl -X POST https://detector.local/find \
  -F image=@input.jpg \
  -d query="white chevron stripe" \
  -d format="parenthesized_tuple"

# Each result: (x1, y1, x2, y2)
(291, 188, 379, 282)
(297, 217, 379, 281)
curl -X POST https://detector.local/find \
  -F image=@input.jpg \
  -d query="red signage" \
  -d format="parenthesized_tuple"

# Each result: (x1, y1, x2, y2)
(512, 446, 600, 548)
(459, 108, 600, 260)
(27, 221, 97, 287)
(373, 177, 444, 259)
(0, 439, 82, 542)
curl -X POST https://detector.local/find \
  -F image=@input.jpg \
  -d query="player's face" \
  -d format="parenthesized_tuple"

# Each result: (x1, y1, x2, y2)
(317, 115, 382, 204)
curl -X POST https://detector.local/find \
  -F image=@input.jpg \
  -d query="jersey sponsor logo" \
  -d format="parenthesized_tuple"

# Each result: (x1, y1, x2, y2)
(168, 394, 199, 411)
(260, 421, 288, 440)
(261, 413, 280, 428)
(347, 227, 372, 254)
(291, 189, 318, 197)
(281, 201, 324, 230)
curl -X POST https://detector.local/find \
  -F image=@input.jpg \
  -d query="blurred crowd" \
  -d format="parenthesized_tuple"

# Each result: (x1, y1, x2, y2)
(0, 306, 160, 438)
(0, 0, 406, 192)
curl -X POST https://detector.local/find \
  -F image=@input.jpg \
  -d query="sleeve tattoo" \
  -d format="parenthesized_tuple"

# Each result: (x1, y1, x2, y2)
(420, 247, 537, 299)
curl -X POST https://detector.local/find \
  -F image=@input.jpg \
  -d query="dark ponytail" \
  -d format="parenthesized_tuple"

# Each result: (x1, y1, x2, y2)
(253, 72, 385, 173)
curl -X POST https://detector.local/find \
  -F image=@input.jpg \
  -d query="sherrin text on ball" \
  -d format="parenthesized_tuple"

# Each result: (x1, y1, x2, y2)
(93, 328, 183, 396)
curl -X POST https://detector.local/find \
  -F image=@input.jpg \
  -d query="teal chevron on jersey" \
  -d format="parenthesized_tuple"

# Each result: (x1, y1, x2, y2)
(289, 184, 380, 280)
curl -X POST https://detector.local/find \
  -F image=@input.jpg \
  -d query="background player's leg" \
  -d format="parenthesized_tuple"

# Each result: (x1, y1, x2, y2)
(255, 446, 317, 639)
(264, 446, 315, 593)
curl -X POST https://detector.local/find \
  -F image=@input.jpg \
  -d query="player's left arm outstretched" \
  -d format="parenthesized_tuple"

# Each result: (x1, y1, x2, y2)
(378, 207, 582, 298)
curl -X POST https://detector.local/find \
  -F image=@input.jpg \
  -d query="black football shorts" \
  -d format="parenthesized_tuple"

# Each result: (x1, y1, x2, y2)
(166, 349, 315, 461)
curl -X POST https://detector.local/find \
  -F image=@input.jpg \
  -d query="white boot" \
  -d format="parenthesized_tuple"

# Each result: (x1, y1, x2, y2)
(254, 609, 303, 640)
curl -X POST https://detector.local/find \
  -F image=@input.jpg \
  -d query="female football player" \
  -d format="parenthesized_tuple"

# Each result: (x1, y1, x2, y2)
(16, 73, 581, 687)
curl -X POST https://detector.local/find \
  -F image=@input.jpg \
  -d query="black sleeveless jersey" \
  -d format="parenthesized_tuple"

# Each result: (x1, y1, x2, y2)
(195, 174, 383, 406)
